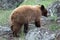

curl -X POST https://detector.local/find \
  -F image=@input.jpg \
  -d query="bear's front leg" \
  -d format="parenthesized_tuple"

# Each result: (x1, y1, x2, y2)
(35, 17, 41, 27)
(24, 22, 28, 34)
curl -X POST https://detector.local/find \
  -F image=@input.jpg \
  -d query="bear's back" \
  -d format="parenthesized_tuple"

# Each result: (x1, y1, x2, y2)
(10, 5, 41, 23)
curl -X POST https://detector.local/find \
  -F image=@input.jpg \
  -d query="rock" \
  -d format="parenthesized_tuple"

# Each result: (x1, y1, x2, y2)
(47, 1, 60, 17)
(25, 27, 56, 40)
(0, 26, 14, 40)
(47, 1, 60, 24)
(56, 17, 60, 22)
(40, 16, 47, 26)
(0, 0, 24, 9)
(0, 26, 12, 36)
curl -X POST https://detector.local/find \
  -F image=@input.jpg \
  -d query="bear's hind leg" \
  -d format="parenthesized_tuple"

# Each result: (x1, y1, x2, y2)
(13, 31, 19, 37)
(11, 24, 22, 37)
(11, 25, 18, 37)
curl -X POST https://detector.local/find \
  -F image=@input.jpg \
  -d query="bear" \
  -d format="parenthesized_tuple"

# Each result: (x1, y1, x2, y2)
(9, 5, 47, 37)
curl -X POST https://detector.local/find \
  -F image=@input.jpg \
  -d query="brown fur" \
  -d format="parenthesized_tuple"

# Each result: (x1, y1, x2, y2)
(9, 5, 47, 37)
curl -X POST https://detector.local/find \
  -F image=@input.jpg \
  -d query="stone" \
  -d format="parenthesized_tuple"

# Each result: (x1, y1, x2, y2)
(25, 27, 56, 40)
(0, 0, 24, 9)
(47, 1, 60, 17)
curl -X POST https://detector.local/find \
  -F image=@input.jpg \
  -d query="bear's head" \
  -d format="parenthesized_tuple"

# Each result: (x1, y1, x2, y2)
(40, 5, 48, 17)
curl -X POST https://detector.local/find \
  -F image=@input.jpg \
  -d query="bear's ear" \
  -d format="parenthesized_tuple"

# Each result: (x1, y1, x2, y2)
(41, 5, 45, 10)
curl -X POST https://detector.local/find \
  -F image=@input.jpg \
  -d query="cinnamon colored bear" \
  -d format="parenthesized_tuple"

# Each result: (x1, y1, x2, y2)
(9, 5, 47, 37)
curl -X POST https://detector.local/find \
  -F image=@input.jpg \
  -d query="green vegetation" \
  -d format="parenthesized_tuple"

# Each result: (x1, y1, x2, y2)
(21, 0, 55, 7)
(0, 10, 12, 26)
(49, 24, 60, 31)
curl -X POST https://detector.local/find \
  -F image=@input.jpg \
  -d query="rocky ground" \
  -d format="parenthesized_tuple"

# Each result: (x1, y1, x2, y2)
(0, 16, 59, 40)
